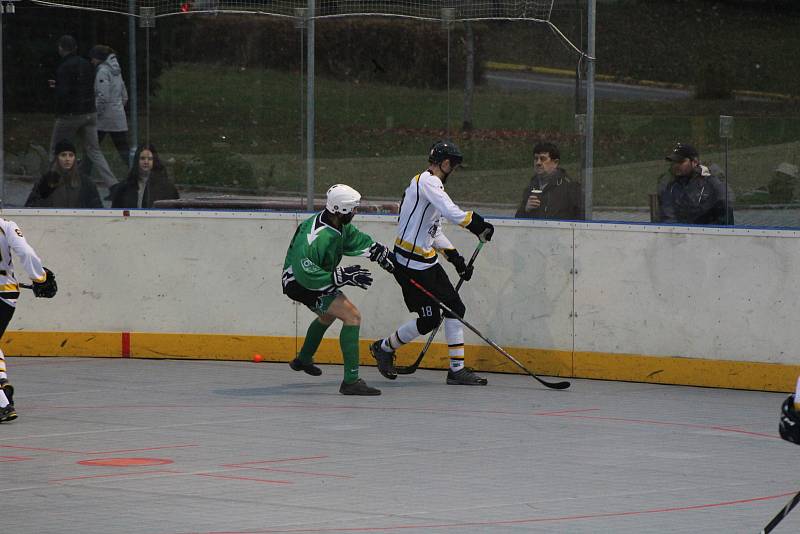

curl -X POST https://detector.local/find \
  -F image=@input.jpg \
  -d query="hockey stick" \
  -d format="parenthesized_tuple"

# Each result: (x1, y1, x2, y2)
(395, 242, 484, 375)
(396, 269, 571, 390)
(761, 489, 800, 533)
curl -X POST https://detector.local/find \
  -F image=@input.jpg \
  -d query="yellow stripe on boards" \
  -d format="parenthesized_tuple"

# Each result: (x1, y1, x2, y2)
(2, 331, 797, 392)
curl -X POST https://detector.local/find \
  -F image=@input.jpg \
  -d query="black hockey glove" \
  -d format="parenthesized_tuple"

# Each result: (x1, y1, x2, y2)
(368, 242, 395, 273)
(368, 242, 389, 263)
(443, 249, 472, 281)
(466, 212, 494, 243)
(32, 267, 57, 298)
(332, 265, 373, 290)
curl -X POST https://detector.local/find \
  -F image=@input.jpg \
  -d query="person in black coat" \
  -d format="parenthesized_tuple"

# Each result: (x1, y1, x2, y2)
(47, 35, 118, 192)
(111, 144, 179, 208)
(515, 142, 584, 220)
(25, 139, 103, 209)
(657, 143, 734, 225)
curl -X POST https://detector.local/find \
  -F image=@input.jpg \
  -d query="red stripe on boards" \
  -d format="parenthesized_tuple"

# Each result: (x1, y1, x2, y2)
(121, 332, 131, 358)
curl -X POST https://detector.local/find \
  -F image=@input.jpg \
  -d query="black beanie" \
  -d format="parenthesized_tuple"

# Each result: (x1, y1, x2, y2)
(53, 139, 77, 156)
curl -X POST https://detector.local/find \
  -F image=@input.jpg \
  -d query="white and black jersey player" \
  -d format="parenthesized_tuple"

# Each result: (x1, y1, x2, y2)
(370, 141, 494, 385)
(0, 218, 58, 423)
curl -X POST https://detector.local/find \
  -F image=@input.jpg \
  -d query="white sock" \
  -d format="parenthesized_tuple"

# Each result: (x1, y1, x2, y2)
(444, 318, 465, 372)
(0, 390, 8, 408)
(382, 319, 422, 352)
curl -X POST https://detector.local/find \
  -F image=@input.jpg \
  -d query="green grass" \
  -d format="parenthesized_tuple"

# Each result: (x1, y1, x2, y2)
(6, 63, 800, 207)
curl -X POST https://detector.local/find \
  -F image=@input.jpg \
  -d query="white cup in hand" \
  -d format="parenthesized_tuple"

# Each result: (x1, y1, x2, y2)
(526, 189, 542, 211)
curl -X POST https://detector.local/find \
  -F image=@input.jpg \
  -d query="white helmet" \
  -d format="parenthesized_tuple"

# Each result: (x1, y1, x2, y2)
(326, 184, 361, 214)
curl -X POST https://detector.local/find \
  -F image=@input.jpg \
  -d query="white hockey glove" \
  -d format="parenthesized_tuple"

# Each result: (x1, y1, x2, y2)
(333, 265, 373, 290)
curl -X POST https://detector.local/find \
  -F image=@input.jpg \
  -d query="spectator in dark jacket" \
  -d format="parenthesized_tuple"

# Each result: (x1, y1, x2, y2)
(25, 140, 103, 209)
(515, 142, 584, 220)
(657, 142, 734, 225)
(47, 35, 118, 194)
(111, 144, 179, 208)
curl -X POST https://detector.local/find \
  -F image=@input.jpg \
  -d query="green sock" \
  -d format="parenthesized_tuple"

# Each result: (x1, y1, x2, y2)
(298, 319, 331, 363)
(340, 324, 360, 383)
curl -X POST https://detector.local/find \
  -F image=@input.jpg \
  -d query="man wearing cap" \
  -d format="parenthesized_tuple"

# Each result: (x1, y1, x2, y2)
(657, 142, 734, 225)
(47, 35, 118, 197)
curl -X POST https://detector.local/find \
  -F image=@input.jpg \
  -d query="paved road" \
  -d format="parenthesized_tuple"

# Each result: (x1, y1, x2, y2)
(485, 70, 692, 100)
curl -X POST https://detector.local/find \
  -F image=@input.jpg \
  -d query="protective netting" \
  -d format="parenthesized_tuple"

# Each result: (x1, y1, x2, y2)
(30, 0, 555, 21)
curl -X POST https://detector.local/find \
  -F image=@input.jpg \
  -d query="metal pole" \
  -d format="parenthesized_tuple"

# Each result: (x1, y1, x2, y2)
(441, 8, 454, 137)
(305, 0, 315, 211)
(720, 115, 733, 225)
(583, 0, 596, 220)
(128, 0, 138, 164)
(0, 5, 6, 208)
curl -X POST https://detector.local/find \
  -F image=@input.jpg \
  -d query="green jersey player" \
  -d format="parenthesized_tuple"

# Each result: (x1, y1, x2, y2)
(282, 184, 395, 395)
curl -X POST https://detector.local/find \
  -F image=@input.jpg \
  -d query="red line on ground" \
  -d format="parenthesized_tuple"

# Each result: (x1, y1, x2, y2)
(78, 457, 174, 467)
(121, 332, 131, 358)
(0, 455, 33, 462)
(85, 444, 198, 455)
(49, 469, 181, 483)
(534, 408, 601, 416)
(0, 443, 197, 455)
(221, 455, 328, 467)
(550, 413, 780, 439)
(168, 490, 800, 533)
(233, 466, 353, 479)
(193, 473, 292, 485)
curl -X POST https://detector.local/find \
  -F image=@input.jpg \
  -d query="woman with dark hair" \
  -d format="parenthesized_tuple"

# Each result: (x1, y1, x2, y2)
(25, 139, 103, 208)
(111, 144, 179, 208)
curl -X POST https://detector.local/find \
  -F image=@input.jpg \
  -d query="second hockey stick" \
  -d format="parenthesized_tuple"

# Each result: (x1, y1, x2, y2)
(397, 269, 571, 390)
(761, 488, 800, 534)
(395, 242, 484, 375)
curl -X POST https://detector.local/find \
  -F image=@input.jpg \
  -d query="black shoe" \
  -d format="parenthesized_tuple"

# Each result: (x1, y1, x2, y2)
(289, 357, 322, 376)
(0, 404, 17, 423)
(369, 340, 397, 380)
(446, 367, 488, 386)
(0, 378, 13, 405)
(339, 378, 381, 396)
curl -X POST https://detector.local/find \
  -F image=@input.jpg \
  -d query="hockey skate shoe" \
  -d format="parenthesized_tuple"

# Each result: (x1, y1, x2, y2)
(339, 378, 381, 396)
(369, 340, 397, 380)
(289, 358, 322, 376)
(0, 378, 13, 405)
(446, 367, 488, 386)
(0, 404, 17, 423)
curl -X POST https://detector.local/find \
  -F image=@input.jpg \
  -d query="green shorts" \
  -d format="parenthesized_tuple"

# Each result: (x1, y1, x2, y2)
(283, 280, 341, 314)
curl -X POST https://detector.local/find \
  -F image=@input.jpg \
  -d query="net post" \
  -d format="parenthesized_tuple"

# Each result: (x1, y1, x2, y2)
(720, 115, 734, 225)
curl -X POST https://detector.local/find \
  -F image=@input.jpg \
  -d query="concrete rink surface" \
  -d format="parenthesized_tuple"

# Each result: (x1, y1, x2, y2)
(2, 357, 798, 534)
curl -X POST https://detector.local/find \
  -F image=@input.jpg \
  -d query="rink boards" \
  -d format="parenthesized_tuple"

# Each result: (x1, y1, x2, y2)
(3, 209, 799, 392)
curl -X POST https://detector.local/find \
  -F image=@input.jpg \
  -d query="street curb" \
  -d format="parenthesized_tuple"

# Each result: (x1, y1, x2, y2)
(484, 61, 794, 100)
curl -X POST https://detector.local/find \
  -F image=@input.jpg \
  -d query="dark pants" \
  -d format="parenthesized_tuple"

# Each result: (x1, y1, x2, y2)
(81, 130, 130, 180)
(0, 300, 15, 339)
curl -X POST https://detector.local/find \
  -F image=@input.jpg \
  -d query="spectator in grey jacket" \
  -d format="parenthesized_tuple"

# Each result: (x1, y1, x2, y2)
(47, 35, 118, 194)
(657, 143, 734, 225)
(90, 45, 129, 167)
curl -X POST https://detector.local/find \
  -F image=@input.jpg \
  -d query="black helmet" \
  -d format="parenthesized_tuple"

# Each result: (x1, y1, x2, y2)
(428, 140, 463, 166)
(779, 394, 800, 445)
